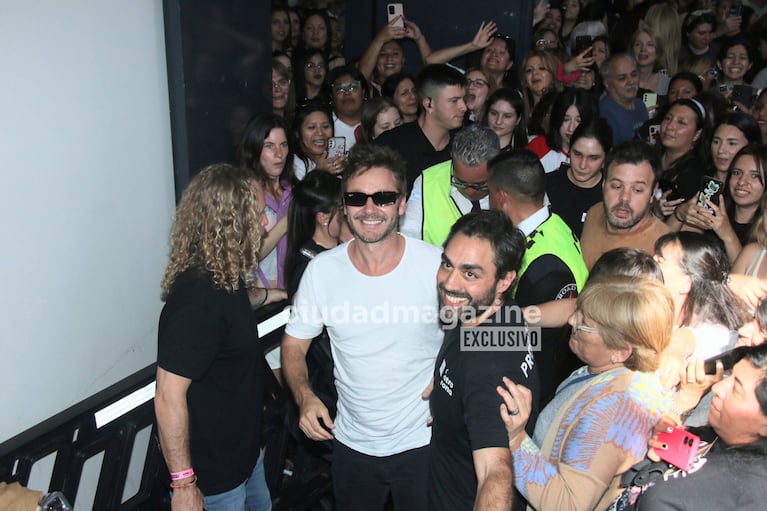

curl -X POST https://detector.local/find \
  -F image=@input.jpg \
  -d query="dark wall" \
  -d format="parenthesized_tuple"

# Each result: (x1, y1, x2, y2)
(164, 1, 532, 201)
(164, 0, 271, 200)
(346, 1, 533, 77)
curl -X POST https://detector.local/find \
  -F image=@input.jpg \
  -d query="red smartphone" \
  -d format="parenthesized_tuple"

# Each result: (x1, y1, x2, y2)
(656, 426, 700, 471)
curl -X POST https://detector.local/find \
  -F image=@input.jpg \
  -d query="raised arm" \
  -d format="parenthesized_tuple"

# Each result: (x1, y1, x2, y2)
(424, 21, 497, 65)
(404, 19, 432, 64)
(357, 17, 408, 85)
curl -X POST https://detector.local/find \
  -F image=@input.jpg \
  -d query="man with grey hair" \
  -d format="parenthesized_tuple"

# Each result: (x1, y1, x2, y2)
(402, 124, 500, 246)
(599, 53, 648, 144)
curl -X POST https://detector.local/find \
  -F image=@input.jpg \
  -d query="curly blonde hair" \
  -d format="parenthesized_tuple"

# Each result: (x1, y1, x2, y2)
(161, 163, 264, 295)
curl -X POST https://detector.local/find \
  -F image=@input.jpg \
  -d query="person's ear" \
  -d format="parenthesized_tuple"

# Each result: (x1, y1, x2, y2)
(610, 347, 632, 365)
(496, 270, 516, 296)
(758, 416, 767, 438)
(316, 211, 330, 226)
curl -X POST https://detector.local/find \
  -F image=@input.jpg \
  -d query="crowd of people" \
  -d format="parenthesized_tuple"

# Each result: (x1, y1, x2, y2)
(153, 1, 767, 510)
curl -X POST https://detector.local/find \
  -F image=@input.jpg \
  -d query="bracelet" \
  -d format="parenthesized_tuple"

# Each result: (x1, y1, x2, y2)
(673, 207, 685, 224)
(170, 468, 194, 481)
(170, 475, 197, 489)
(257, 288, 268, 307)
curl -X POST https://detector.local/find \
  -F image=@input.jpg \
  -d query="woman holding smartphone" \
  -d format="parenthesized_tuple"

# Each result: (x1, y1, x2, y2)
(621, 344, 767, 510)
(672, 143, 767, 262)
(291, 99, 346, 180)
(656, 99, 709, 217)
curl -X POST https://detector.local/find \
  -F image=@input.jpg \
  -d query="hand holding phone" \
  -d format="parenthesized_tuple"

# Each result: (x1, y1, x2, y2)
(704, 346, 748, 374)
(387, 3, 405, 29)
(656, 426, 701, 471)
(574, 35, 592, 56)
(697, 177, 724, 209)
(327, 137, 346, 158)
(732, 84, 754, 109)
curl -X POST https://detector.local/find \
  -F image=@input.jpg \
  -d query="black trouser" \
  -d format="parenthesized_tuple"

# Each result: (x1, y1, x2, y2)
(332, 439, 429, 511)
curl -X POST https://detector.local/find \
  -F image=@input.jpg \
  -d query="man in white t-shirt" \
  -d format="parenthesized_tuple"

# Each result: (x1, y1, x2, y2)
(282, 143, 443, 511)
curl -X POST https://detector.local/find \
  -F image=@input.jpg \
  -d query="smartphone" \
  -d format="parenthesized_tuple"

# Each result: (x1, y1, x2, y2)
(704, 346, 749, 374)
(387, 3, 404, 29)
(656, 426, 701, 471)
(327, 136, 346, 158)
(574, 35, 592, 55)
(658, 178, 680, 201)
(730, 4, 742, 17)
(732, 84, 754, 108)
(696, 176, 724, 209)
(648, 124, 660, 145)
(643, 92, 658, 109)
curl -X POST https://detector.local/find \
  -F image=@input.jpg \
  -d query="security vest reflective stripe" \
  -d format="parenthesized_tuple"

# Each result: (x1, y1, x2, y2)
(513, 213, 589, 297)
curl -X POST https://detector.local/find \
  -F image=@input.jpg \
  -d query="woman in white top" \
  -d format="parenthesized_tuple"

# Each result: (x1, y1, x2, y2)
(291, 100, 345, 180)
(654, 231, 748, 360)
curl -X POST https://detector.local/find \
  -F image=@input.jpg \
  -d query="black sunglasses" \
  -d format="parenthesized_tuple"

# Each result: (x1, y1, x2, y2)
(344, 191, 400, 207)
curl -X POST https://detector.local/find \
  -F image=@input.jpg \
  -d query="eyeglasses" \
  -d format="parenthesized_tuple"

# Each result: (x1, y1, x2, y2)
(572, 312, 601, 337)
(344, 191, 400, 207)
(305, 62, 326, 70)
(466, 78, 489, 88)
(450, 163, 489, 192)
(272, 78, 290, 89)
(334, 81, 361, 95)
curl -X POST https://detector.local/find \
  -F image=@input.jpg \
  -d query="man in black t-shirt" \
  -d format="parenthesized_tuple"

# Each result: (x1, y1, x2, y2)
(155, 165, 271, 510)
(375, 64, 467, 192)
(428, 211, 540, 511)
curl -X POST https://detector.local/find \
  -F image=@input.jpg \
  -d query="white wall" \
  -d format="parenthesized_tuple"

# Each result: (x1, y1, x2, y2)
(0, 1, 175, 442)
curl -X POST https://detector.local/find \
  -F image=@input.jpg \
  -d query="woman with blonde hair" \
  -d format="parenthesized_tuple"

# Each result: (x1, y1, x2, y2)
(520, 49, 563, 122)
(631, 26, 671, 96)
(272, 58, 296, 123)
(497, 276, 674, 511)
(644, 2, 681, 76)
(156, 163, 273, 509)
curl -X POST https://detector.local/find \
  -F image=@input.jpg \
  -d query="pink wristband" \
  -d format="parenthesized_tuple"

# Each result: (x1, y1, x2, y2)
(170, 468, 195, 481)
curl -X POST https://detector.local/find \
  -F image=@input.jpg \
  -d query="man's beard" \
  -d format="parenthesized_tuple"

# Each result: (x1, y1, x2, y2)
(348, 211, 399, 244)
(605, 200, 649, 230)
(437, 281, 499, 324)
